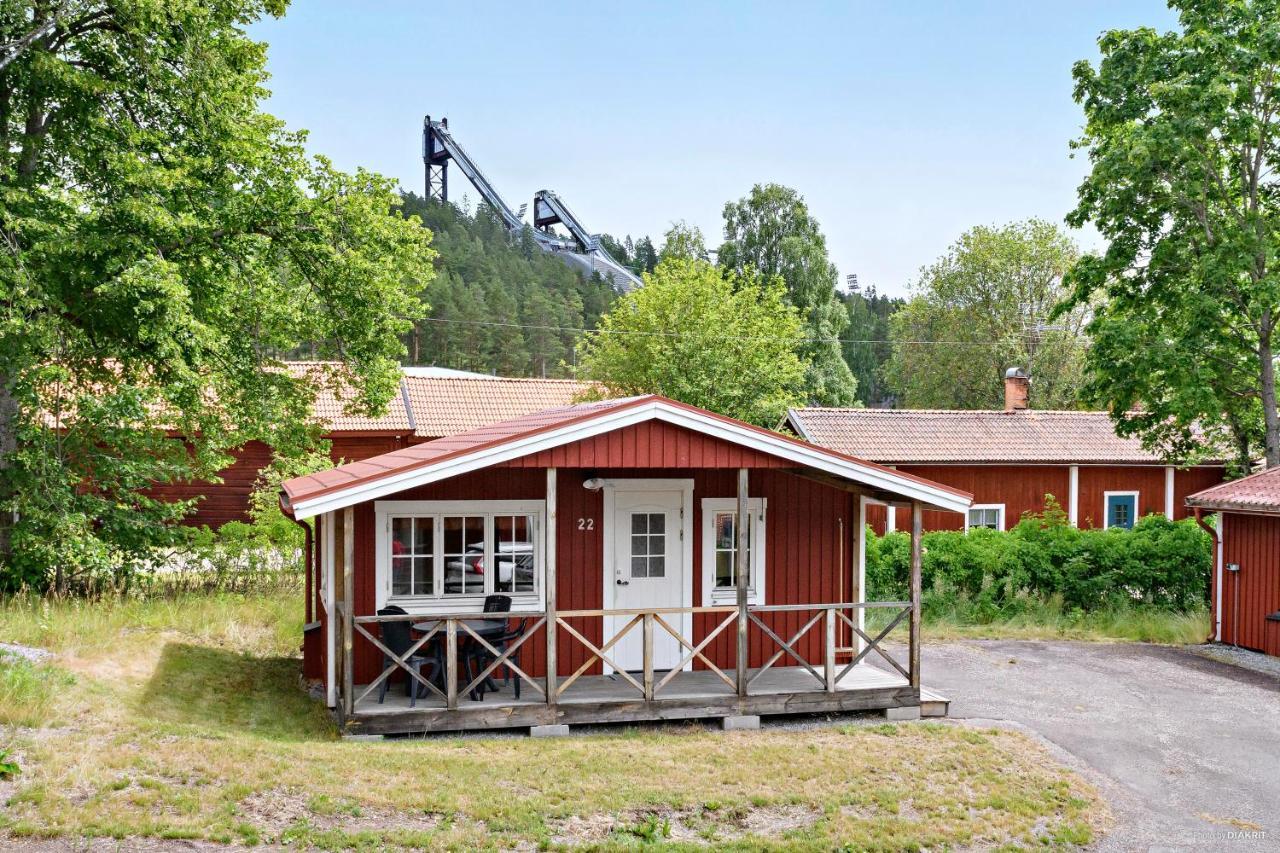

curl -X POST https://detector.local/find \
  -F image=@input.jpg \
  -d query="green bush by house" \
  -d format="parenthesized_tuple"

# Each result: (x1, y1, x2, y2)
(867, 502, 1212, 620)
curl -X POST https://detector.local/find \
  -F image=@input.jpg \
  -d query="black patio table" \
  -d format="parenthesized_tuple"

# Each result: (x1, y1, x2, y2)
(411, 618, 510, 697)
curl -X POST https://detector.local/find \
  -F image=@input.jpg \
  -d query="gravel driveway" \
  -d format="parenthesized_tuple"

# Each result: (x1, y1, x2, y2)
(922, 641, 1280, 851)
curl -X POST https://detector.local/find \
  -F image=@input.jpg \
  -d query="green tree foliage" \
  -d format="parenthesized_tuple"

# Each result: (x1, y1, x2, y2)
(401, 195, 617, 376)
(841, 285, 903, 407)
(1060, 0, 1280, 469)
(719, 184, 859, 406)
(658, 221, 710, 263)
(576, 258, 809, 426)
(886, 220, 1087, 410)
(0, 1, 435, 591)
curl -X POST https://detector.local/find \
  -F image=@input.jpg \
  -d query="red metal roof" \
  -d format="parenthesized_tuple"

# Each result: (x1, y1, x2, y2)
(281, 395, 974, 514)
(788, 407, 1226, 465)
(1186, 467, 1280, 513)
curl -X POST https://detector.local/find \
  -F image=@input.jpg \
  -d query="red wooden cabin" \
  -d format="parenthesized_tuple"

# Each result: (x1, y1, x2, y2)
(1188, 469, 1280, 657)
(786, 369, 1225, 535)
(281, 395, 971, 734)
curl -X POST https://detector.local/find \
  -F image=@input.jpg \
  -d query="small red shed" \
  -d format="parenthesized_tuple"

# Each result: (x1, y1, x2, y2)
(1187, 468, 1280, 657)
(281, 395, 971, 734)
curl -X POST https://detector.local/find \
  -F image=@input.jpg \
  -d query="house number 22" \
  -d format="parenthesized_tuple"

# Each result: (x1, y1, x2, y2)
(577, 518, 595, 530)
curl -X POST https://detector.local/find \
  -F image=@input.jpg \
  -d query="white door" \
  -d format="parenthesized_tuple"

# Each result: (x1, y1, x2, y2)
(610, 488, 685, 672)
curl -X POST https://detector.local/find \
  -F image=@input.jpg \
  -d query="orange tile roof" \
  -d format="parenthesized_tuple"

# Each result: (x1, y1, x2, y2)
(787, 407, 1226, 465)
(401, 374, 593, 438)
(1186, 467, 1280, 513)
(282, 362, 593, 436)
(287, 362, 412, 433)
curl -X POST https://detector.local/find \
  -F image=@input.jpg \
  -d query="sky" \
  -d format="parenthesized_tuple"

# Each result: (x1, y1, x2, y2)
(251, 1, 1179, 298)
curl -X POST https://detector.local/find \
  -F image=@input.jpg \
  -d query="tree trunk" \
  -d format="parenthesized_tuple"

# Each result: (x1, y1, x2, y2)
(1259, 314, 1280, 468)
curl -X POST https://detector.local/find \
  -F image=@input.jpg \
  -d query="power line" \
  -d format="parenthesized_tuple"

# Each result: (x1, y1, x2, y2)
(417, 316, 1092, 348)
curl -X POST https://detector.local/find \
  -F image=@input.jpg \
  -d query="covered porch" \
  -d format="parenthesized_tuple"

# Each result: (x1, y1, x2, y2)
(283, 396, 969, 735)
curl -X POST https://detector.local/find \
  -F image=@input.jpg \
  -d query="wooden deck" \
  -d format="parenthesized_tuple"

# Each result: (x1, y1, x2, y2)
(346, 663, 919, 734)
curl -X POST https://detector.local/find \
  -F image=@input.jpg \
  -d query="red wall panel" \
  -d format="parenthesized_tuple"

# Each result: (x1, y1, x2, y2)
(506, 420, 793, 469)
(1218, 512, 1280, 657)
(1076, 466, 1166, 529)
(341, 465, 859, 683)
(157, 433, 417, 528)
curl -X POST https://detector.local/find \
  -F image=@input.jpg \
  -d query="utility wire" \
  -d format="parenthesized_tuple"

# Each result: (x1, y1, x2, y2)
(417, 316, 1092, 348)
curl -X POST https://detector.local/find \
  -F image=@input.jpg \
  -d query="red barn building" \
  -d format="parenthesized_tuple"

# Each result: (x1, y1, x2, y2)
(785, 369, 1226, 534)
(281, 395, 972, 734)
(152, 365, 591, 527)
(1187, 468, 1280, 657)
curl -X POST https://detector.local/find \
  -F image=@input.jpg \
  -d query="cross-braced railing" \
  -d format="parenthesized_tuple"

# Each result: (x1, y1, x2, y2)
(746, 601, 915, 692)
(334, 599, 918, 717)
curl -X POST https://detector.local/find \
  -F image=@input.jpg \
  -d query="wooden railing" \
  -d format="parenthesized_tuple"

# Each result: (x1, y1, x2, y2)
(334, 599, 917, 718)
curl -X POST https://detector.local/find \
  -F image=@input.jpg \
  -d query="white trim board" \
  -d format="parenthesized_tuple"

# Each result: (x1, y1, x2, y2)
(288, 400, 973, 519)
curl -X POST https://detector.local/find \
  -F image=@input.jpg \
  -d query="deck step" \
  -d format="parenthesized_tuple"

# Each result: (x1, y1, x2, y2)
(919, 686, 950, 718)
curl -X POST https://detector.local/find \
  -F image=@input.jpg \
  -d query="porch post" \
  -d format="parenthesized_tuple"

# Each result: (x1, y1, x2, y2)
(342, 505, 355, 719)
(909, 501, 922, 691)
(736, 467, 749, 697)
(545, 468, 558, 707)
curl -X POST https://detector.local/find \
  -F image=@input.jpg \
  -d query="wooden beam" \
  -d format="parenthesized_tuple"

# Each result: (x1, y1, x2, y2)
(341, 506, 355, 720)
(909, 501, 922, 690)
(736, 467, 750, 697)
(783, 468, 900, 504)
(545, 468, 558, 707)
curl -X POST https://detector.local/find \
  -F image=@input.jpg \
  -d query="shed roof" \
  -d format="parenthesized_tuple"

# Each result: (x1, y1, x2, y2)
(281, 395, 974, 520)
(786, 407, 1225, 466)
(1186, 467, 1280, 514)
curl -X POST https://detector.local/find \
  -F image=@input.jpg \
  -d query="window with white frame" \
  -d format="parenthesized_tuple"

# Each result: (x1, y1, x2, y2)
(701, 497, 766, 605)
(376, 501, 543, 610)
(967, 504, 1005, 531)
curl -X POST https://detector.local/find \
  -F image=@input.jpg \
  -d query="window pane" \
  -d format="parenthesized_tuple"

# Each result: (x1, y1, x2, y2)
(443, 515, 485, 596)
(631, 556, 648, 578)
(715, 551, 733, 587)
(648, 534, 664, 557)
(715, 513, 734, 550)
(631, 513, 647, 534)
(414, 517, 434, 553)
(414, 556, 433, 596)
(392, 517, 413, 556)
(648, 555, 665, 577)
(649, 513, 665, 534)
(495, 514, 535, 594)
(632, 533, 649, 556)
(392, 556, 412, 596)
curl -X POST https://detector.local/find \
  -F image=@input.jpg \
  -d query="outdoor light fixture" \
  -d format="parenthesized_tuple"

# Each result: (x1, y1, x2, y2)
(583, 477, 605, 491)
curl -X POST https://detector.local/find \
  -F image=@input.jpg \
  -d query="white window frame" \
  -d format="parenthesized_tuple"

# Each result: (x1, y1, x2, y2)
(1103, 490, 1140, 530)
(965, 503, 1005, 532)
(700, 497, 766, 606)
(374, 499, 546, 614)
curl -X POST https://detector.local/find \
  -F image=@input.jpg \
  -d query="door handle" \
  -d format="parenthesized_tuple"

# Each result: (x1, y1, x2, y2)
(616, 578, 630, 586)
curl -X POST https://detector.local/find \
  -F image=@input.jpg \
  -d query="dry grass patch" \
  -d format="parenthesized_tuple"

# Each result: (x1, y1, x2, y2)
(0, 590, 1107, 850)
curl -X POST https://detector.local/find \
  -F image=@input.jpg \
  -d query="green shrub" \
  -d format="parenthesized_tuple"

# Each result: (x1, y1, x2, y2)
(866, 505, 1212, 616)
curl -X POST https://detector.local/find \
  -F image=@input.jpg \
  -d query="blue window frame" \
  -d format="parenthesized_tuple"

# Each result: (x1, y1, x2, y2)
(1105, 493, 1137, 529)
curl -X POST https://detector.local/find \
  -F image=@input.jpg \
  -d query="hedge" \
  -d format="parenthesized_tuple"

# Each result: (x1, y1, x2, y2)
(866, 502, 1212, 617)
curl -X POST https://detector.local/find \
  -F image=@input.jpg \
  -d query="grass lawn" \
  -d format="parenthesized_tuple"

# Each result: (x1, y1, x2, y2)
(0, 589, 1106, 850)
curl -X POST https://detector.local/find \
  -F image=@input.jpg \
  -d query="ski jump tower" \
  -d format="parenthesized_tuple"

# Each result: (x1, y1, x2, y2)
(422, 115, 641, 291)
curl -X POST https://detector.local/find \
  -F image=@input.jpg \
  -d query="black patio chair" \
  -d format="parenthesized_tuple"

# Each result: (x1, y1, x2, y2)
(376, 605, 438, 708)
(464, 595, 514, 701)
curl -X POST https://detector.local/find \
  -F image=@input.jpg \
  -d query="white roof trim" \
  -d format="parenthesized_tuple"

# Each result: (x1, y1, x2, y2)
(288, 400, 972, 520)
